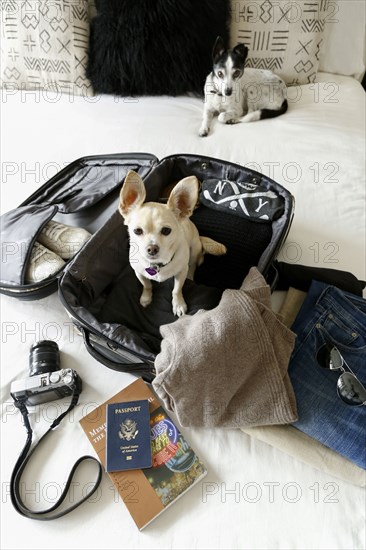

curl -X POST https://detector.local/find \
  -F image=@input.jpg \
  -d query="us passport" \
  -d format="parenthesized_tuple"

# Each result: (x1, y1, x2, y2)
(105, 399, 152, 472)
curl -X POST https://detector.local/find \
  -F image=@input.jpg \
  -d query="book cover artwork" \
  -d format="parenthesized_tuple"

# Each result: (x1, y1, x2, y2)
(144, 406, 206, 508)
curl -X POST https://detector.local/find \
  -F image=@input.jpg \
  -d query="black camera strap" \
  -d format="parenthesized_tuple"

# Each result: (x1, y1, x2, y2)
(10, 384, 103, 520)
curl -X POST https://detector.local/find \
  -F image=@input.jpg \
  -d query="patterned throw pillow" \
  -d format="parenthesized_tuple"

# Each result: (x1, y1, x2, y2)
(0, 0, 92, 95)
(230, 0, 327, 85)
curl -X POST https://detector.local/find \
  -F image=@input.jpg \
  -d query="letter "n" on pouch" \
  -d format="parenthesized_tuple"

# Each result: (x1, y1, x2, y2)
(214, 180, 226, 195)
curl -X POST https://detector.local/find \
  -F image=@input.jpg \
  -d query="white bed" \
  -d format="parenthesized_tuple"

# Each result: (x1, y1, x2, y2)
(1, 69, 365, 549)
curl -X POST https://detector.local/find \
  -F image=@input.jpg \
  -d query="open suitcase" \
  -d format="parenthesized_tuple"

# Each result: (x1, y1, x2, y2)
(0, 153, 294, 381)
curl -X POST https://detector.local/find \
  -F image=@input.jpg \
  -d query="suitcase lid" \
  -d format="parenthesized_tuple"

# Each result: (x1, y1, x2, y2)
(0, 153, 159, 297)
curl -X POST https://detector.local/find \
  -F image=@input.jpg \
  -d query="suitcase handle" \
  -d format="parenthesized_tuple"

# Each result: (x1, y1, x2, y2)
(81, 328, 156, 383)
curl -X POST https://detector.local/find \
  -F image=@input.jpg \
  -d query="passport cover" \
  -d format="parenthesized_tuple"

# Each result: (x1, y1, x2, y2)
(79, 378, 207, 530)
(106, 399, 152, 472)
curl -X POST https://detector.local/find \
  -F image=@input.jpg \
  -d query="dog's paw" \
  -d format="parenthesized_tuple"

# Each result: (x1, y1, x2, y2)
(172, 296, 187, 317)
(218, 112, 228, 123)
(199, 126, 209, 137)
(140, 289, 152, 308)
(218, 112, 240, 125)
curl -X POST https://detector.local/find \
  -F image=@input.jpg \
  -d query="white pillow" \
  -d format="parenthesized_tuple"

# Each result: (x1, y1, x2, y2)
(0, 0, 92, 95)
(319, 0, 366, 80)
(230, 0, 327, 85)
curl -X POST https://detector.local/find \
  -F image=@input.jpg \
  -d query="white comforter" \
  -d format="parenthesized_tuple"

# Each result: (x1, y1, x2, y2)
(1, 73, 365, 550)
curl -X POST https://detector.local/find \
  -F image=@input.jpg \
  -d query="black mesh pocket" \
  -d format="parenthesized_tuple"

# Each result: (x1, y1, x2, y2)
(192, 206, 272, 289)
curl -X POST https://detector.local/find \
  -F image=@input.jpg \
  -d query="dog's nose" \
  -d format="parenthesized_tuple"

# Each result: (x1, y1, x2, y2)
(225, 88, 233, 96)
(147, 244, 159, 257)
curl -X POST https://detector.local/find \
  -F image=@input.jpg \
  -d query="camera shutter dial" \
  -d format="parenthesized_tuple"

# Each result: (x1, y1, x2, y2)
(49, 372, 61, 383)
(62, 370, 73, 385)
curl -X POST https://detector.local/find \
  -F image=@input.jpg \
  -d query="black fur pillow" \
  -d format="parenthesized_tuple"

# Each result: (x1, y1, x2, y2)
(87, 0, 230, 96)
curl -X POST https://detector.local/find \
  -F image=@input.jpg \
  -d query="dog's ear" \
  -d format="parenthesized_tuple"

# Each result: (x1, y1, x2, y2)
(167, 176, 199, 219)
(119, 170, 146, 217)
(233, 43, 249, 62)
(212, 36, 225, 60)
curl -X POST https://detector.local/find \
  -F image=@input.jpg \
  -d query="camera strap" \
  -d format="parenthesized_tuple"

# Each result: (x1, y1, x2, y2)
(10, 384, 103, 520)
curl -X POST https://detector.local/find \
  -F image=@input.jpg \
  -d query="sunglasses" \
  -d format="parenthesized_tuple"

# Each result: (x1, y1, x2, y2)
(318, 345, 366, 406)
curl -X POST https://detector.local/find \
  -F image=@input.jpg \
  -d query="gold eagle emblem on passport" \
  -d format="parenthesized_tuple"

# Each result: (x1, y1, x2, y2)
(118, 418, 138, 441)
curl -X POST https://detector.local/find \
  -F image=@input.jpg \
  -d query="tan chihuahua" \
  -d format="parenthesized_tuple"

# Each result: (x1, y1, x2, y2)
(119, 170, 226, 316)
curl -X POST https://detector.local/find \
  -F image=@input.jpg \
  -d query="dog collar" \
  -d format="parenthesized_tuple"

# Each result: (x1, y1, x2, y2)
(145, 254, 175, 276)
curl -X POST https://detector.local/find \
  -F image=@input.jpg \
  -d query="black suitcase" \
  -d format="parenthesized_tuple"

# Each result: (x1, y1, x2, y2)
(0, 153, 294, 381)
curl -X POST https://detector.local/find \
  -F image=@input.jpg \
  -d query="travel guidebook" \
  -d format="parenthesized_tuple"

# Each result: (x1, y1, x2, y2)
(79, 378, 207, 529)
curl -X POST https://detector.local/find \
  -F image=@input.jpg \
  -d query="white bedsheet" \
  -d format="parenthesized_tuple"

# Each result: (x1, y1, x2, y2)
(1, 73, 365, 550)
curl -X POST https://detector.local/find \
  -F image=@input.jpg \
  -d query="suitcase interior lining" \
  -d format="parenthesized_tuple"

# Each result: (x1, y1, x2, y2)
(62, 210, 223, 357)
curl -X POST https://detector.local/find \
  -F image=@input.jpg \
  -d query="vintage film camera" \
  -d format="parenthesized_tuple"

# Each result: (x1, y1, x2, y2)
(11, 340, 82, 406)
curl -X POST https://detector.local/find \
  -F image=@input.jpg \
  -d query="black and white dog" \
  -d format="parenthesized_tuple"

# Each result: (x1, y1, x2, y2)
(199, 37, 288, 137)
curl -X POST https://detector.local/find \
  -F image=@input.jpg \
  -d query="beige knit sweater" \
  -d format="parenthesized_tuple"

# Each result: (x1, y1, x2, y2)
(152, 267, 298, 428)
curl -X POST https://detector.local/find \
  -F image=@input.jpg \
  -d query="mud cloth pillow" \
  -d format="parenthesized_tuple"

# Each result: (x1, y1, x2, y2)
(0, 0, 92, 95)
(87, 0, 231, 96)
(230, 0, 328, 85)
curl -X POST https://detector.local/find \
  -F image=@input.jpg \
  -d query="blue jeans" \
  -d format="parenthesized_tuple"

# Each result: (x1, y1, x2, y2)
(289, 280, 366, 469)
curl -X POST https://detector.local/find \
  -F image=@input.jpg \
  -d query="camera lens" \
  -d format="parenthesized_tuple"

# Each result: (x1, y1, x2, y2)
(29, 340, 60, 377)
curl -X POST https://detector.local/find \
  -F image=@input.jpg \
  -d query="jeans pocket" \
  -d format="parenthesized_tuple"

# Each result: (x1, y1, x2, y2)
(319, 313, 363, 349)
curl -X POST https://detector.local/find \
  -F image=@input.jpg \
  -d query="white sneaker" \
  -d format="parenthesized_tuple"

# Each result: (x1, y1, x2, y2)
(37, 220, 91, 259)
(25, 242, 65, 284)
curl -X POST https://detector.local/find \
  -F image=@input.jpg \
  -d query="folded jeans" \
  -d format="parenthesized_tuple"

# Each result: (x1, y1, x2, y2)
(288, 280, 366, 469)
